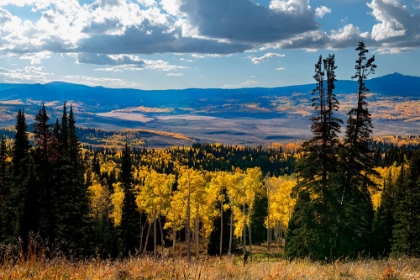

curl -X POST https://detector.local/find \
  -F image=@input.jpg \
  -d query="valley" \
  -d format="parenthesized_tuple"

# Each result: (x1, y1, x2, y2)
(1, 72, 420, 147)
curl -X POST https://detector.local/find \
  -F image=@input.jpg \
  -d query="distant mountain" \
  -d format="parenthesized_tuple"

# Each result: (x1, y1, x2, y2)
(0, 72, 419, 147)
(0, 72, 418, 107)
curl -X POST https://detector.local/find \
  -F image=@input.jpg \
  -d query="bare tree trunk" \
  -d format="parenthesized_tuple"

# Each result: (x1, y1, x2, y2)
(186, 180, 191, 261)
(153, 206, 157, 257)
(267, 187, 271, 253)
(243, 204, 247, 259)
(248, 217, 252, 262)
(195, 206, 199, 260)
(143, 222, 152, 255)
(219, 201, 223, 259)
(139, 214, 144, 254)
(228, 207, 233, 256)
(158, 213, 165, 257)
(172, 221, 176, 261)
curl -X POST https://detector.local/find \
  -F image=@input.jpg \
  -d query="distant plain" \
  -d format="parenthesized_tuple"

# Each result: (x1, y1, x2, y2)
(1, 73, 420, 147)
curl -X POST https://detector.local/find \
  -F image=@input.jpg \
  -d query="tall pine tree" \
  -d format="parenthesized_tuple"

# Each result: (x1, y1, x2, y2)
(285, 55, 342, 260)
(391, 152, 420, 257)
(335, 41, 377, 258)
(119, 141, 140, 257)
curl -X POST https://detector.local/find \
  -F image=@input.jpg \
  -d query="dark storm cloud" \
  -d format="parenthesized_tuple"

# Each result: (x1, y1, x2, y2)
(76, 24, 252, 54)
(176, 0, 320, 44)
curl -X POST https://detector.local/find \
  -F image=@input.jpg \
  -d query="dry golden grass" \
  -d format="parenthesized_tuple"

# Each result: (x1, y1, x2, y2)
(1, 255, 419, 280)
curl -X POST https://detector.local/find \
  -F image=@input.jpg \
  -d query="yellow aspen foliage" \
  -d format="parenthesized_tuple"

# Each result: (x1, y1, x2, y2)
(229, 167, 263, 238)
(265, 175, 296, 231)
(369, 164, 401, 210)
(100, 159, 120, 177)
(88, 177, 110, 217)
(136, 169, 175, 224)
(165, 190, 186, 232)
(110, 182, 124, 226)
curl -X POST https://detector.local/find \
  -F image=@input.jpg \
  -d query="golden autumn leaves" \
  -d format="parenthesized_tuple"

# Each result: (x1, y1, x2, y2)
(85, 149, 299, 257)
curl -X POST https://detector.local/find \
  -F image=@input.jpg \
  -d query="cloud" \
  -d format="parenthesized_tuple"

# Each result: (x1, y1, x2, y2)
(365, 0, 420, 50)
(315, 6, 331, 18)
(92, 58, 187, 72)
(180, 58, 193, 62)
(61, 75, 141, 88)
(0, 0, 420, 59)
(0, 65, 52, 83)
(76, 53, 145, 66)
(167, 73, 183, 76)
(276, 67, 286, 71)
(19, 52, 51, 64)
(222, 79, 259, 88)
(174, 0, 319, 44)
(248, 52, 285, 64)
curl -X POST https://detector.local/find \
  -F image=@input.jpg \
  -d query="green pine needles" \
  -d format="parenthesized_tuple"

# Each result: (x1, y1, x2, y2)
(285, 42, 378, 260)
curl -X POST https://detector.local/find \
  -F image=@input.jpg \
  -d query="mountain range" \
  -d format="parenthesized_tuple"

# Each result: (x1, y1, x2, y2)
(0, 72, 419, 147)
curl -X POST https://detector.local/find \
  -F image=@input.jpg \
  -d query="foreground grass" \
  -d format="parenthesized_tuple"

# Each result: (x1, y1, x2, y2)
(1, 255, 419, 280)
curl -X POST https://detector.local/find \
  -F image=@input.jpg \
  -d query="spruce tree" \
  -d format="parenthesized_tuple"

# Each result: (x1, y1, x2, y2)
(391, 152, 420, 257)
(119, 142, 140, 257)
(371, 169, 396, 257)
(336, 41, 377, 258)
(285, 55, 342, 260)
(33, 104, 57, 247)
(55, 104, 91, 257)
(0, 135, 10, 241)
(59, 102, 69, 157)
(10, 110, 36, 246)
(12, 109, 31, 175)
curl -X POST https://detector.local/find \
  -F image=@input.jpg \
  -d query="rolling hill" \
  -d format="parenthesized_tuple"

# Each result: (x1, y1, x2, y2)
(0, 72, 419, 147)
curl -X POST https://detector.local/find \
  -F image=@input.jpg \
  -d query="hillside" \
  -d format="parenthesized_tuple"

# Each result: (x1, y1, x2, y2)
(1, 73, 420, 146)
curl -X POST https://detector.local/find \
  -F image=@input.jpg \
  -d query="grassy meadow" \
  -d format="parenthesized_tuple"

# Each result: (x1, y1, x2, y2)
(1, 249, 419, 279)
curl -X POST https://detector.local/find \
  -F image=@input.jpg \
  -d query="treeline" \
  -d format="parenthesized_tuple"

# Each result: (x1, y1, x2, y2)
(0, 103, 89, 259)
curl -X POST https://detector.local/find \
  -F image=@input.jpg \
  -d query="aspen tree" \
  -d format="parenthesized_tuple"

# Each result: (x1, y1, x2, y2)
(177, 167, 206, 261)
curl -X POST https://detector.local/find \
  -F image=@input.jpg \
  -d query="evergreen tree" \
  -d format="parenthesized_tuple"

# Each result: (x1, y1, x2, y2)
(14, 154, 39, 252)
(119, 142, 140, 257)
(285, 55, 342, 260)
(336, 41, 377, 258)
(54, 104, 91, 257)
(10, 110, 36, 247)
(0, 135, 10, 241)
(59, 102, 69, 157)
(372, 169, 396, 257)
(12, 109, 31, 175)
(285, 191, 327, 259)
(34, 103, 57, 161)
(391, 152, 420, 257)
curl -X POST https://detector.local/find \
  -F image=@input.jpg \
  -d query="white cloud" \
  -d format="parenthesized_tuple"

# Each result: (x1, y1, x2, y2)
(276, 67, 286, 70)
(315, 6, 331, 18)
(180, 58, 193, 62)
(167, 73, 183, 76)
(248, 52, 285, 64)
(91, 57, 188, 72)
(19, 52, 51, 64)
(0, 0, 419, 59)
(222, 80, 259, 88)
(61, 75, 141, 88)
(269, 0, 311, 15)
(368, 0, 406, 41)
(0, 65, 52, 83)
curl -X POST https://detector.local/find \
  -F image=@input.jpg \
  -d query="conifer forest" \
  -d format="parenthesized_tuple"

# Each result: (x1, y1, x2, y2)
(1, 43, 420, 278)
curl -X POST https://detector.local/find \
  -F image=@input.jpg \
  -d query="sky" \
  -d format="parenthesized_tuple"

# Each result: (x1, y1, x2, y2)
(0, 0, 419, 90)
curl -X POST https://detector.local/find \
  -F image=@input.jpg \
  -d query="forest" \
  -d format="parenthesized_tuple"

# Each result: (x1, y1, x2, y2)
(1, 43, 420, 276)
